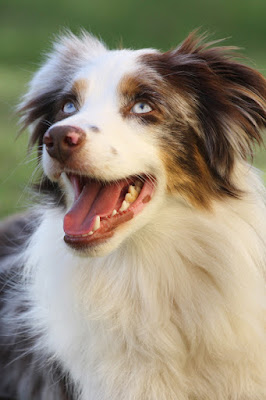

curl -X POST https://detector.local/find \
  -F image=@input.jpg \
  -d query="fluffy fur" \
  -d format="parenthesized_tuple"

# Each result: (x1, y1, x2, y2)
(0, 31, 266, 400)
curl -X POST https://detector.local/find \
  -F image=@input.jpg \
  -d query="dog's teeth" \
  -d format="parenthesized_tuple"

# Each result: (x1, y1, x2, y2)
(119, 200, 130, 212)
(125, 193, 135, 203)
(112, 209, 117, 217)
(88, 231, 93, 235)
(92, 216, 101, 232)
(125, 185, 139, 203)
(134, 181, 143, 193)
(129, 185, 138, 197)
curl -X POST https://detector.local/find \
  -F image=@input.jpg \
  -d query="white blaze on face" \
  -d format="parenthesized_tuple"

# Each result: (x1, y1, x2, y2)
(42, 48, 161, 183)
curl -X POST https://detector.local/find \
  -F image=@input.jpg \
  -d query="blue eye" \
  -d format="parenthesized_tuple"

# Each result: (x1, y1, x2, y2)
(63, 101, 77, 114)
(131, 102, 152, 114)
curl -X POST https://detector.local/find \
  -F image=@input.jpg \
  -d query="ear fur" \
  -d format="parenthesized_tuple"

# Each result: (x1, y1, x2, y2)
(143, 32, 266, 181)
(18, 31, 106, 149)
(175, 32, 266, 176)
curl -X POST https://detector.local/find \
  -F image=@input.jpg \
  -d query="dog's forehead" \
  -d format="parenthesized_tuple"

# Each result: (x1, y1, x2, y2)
(73, 48, 157, 94)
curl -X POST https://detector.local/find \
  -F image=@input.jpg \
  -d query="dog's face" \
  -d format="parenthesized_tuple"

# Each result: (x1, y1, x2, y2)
(42, 49, 167, 256)
(20, 32, 266, 256)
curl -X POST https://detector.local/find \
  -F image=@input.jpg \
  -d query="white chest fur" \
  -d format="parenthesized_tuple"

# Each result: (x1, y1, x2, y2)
(23, 183, 266, 399)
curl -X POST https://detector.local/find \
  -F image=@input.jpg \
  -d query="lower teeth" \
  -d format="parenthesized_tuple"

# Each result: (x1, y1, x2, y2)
(92, 215, 101, 232)
(119, 200, 130, 212)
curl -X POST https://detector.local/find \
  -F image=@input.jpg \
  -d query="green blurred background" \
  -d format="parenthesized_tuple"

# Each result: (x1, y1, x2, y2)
(0, 0, 266, 219)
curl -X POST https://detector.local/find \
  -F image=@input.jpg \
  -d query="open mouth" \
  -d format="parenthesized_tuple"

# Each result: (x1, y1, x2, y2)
(63, 174, 156, 248)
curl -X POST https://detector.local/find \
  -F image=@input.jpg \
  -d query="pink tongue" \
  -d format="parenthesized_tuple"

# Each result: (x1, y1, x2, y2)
(64, 178, 126, 236)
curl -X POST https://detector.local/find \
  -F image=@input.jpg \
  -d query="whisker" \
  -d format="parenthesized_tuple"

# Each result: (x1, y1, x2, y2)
(42, 119, 52, 128)
(22, 155, 41, 165)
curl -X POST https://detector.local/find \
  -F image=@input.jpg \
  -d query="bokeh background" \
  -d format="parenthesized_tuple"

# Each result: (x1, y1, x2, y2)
(0, 0, 266, 219)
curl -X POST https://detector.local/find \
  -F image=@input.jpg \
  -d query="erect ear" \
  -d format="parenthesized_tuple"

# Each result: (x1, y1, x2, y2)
(18, 30, 106, 151)
(150, 32, 266, 181)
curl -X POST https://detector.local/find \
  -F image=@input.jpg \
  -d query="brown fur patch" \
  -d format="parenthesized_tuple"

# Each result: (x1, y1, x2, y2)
(159, 132, 239, 209)
(118, 74, 166, 124)
(71, 78, 89, 104)
(139, 32, 266, 208)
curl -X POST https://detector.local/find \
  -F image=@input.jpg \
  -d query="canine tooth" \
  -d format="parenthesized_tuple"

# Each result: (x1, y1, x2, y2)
(119, 200, 130, 212)
(92, 216, 100, 232)
(112, 209, 117, 217)
(88, 231, 93, 235)
(129, 185, 138, 197)
(125, 193, 135, 203)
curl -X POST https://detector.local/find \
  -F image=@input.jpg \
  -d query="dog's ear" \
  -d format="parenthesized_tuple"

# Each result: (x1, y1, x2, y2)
(147, 32, 266, 181)
(18, 31, 106, 151)
(175, 32, 266, 178)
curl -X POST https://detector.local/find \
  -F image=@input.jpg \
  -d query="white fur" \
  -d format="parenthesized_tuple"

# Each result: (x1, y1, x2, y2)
(21, 163, 266, 400)
(19, 34, 266, 399)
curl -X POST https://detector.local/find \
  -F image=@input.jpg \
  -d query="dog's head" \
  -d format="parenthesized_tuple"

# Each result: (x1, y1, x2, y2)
(19, 31, 266, 256)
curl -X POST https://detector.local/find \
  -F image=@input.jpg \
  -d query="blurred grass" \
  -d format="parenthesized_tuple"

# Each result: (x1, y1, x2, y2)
(0, 0, 266, 219)
(0, 66, 33, 218)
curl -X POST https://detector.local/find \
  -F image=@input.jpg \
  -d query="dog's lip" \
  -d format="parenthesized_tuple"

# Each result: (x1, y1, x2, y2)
(64, 211, 134, 249)
(63, 173, 156, 248)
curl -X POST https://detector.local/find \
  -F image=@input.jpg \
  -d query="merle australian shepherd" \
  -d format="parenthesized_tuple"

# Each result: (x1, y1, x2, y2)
(0, 31, 266, 400)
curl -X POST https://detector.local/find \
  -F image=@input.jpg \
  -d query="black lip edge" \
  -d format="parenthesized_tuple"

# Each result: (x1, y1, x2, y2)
(64, 230, 114, 249)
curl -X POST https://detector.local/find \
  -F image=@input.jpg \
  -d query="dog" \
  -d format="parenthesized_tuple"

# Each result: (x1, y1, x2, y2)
(0, 30, 266, 400)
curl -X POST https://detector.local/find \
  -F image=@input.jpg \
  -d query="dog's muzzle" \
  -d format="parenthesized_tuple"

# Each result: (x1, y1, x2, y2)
(43, 125, 86, 163)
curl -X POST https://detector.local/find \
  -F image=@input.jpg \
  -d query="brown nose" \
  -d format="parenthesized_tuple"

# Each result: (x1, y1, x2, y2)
(43, 126, 86, 163)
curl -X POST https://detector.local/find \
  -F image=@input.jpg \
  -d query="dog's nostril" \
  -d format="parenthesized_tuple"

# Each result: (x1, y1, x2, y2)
(64, 132, 83, 146)
(43, 132, 54, 148)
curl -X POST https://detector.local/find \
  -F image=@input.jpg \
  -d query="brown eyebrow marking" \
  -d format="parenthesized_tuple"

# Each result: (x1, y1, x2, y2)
(118, 73, 166, 124)
(118, 74, 163, 104)
(119, 75, 144, 99)
(70, 78, 89, 103)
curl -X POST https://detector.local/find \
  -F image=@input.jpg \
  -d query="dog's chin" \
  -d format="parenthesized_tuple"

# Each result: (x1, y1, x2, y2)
(65, 230, 126, 257)
(58, 173, 158, 257)
(64, 222, 141, 258)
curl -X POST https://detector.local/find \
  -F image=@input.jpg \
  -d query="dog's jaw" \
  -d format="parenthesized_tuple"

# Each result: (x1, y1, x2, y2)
(43, 154, 166, 258)
(63, 174, 155, 247)
(44, 169, 166, 258)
